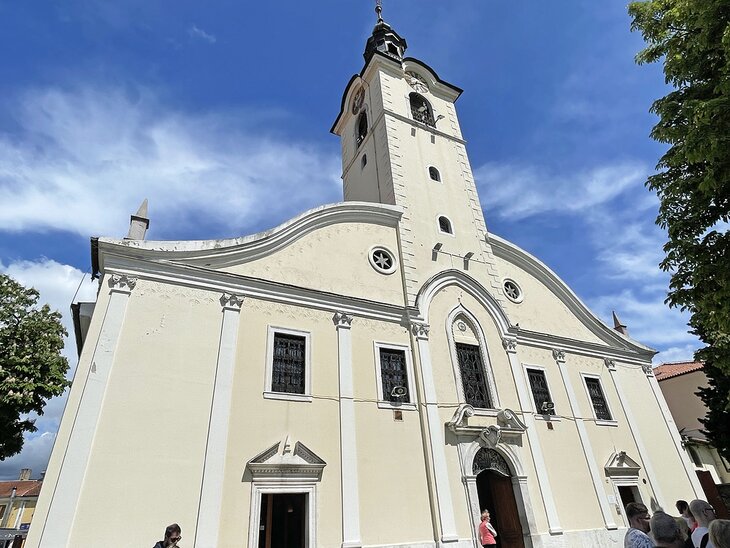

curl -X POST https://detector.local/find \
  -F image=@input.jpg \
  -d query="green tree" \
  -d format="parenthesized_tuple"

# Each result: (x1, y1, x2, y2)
(0, 274, 69, 460)
(628, 0, 730, 459)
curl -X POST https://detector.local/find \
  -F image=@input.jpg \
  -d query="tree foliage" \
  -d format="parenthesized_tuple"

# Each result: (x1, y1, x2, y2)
(628, 0, 730, 459)
(0, 274, 69, 460)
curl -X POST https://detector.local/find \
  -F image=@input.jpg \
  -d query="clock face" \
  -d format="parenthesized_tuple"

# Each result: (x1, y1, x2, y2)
(352, 88, 365, 114)
(406, 71, 429, 93)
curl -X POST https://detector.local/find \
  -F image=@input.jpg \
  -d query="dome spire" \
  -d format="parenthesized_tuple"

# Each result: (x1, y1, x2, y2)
(364, 0, 407, 63)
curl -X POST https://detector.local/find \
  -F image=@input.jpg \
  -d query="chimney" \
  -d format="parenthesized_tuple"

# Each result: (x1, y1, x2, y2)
(19, 468, 31, 481)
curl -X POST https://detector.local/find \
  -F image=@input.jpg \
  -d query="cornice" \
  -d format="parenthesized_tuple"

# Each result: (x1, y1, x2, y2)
(489, 234, 656, 359)
(94, 201, 402, 274)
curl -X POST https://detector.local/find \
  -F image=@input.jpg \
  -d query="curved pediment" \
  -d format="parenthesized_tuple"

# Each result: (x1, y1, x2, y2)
(94, 201, 402, 274)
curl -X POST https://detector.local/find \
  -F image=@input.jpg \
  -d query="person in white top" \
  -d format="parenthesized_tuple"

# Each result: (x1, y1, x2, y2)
(624, 502, 655, 548)
(689, 500, 717, 548)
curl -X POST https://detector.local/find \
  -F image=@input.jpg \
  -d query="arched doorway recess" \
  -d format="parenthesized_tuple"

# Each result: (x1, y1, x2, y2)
(473, 448, 525, 548)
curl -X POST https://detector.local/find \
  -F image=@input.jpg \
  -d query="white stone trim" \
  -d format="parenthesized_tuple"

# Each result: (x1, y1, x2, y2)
(557, 359, 616, 529)
(335, 312, 362, 548)
(193, 293, 243, 548)
(412, 333, 459, 543)
(247, 483, 318, 548)
(435, 213, 456, 237)
(368, 245, 398, 275)
(372, 341, 417, 410)
(445, 305, 500, 410)
(264, 326, 313, 402)
(37, 276, 135, 547)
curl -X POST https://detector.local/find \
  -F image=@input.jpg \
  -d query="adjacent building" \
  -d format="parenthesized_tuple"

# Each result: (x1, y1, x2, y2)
(0, 469, 42, 548)
(27, 10, 703, 548)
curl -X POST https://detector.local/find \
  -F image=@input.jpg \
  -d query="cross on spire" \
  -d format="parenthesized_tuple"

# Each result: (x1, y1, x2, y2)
(375, 0, 384, 23)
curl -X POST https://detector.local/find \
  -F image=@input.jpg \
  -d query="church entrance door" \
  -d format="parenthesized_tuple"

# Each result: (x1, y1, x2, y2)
(474, 448, 524, 548)
(257, 493, 307, 548)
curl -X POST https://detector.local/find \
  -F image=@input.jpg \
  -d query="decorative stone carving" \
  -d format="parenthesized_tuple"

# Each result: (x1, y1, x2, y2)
(502, 337, 518, 353)
(411, 322, 430, 340)
(247, 437, 326, 481)
(497, 409, 527, 434)
(446, 403, 475, 432)
(332, 312, 353, 329)
(480, 425, 502, 448)
(405, 71, 429, 94)
(108, 274, 137, 291)
(552, 349, 566, 362)
(604, 358, 617, 371)
(472, 447, 510, 477)
(604, 450, 641, 478)
(642, 363, 654, 377)
(219, 293, 244, 310)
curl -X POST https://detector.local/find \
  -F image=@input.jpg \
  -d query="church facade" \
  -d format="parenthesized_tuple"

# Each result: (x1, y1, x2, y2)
(26, 11, 702, 548)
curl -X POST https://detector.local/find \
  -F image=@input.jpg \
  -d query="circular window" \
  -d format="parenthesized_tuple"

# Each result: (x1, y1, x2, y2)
(503, 279, 523, 303)
(368, 246, 397, 275)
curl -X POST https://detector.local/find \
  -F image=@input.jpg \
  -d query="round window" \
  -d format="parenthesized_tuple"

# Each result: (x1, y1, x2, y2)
(503, 279, 523, 303)
(368, 246, 397, 275)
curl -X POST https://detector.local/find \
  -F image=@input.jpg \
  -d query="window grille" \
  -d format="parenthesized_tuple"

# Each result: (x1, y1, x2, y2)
(356, 112, 368, 147)
(272, 333, 306, 394)
(456, 343, 492, 408)
(585, 377, 612, 421)
(379, 348, 410, 403)
(429, 166, 441, 182)
(527, 369, 555, 415)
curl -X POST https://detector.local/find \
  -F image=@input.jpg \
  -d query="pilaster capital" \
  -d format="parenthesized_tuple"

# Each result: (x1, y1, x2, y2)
(604, 358, 617, 372)
(410, 322, 430, 340)
(333, 312, 353, 329)
(642, 363, 654, 377)
(220, 292, 244, 311)
(552, 349, 566, 363)
(501, 337, 518, 354)
(108, 274, 137, 293)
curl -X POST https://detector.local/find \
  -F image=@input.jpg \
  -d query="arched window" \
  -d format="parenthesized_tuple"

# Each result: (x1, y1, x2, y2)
(451, 315, 493, 409)
(438, 216, 452, 234)
(409, 93, 435, 127)
(428, 166, 441, 182)
(356, 112, 368, 147)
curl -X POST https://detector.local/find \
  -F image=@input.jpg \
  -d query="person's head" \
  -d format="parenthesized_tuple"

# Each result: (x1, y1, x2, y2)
(709, 519, 730, 548)
(676, 500, 689, 515)
(481, 509, 490, 522)
(164, 523, 182, 546)
(651, 511, 683, 547)
(689, 499, 716, 528)
(626, 502, 651, 533)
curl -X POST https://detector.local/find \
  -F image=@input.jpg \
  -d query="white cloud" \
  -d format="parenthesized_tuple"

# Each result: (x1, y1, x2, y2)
(0, 85, 341, 239)
(0, 259, 97, 480)
(476, 161, 649, 220)
(188, 25, 216, 44)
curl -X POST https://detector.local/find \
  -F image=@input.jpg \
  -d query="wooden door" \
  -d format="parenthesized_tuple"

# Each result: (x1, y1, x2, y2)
(489, 473, 524, 548)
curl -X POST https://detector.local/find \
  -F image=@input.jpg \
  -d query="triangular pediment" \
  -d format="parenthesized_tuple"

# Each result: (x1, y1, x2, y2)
(247, 436, 326, 481)
(604, 451, 641, 478)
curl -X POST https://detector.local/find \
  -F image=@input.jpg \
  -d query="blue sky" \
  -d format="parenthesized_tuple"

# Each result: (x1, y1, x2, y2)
(0, 1, 698, 479)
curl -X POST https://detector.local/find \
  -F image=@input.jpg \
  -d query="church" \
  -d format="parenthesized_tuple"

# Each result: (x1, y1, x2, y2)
(26, 8, 703, 548)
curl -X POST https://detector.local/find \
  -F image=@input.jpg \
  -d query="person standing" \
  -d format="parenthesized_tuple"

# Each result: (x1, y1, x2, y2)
(153, 523, 183, 548)
(709, 520, 730, 548)
(690, 500, 717, 548)
(651, 511, 685, 548)
(678, 500, 699, 533)
(478, 509, 498, 547)
(625, 502, 655, 548)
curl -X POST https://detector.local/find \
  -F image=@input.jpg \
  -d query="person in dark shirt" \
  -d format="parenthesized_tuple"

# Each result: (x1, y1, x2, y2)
(153, 523, 182, 548)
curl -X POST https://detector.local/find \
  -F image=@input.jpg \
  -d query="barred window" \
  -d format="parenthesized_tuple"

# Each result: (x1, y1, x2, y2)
(272, 333, 306, 394)
(526, 368, 555, 415)
(438, 216, 453, 234)
(379, 348, 410, 403)
(585, 377, 612, 421)
(456, 343, 492, 408)
(356, 112, 368, 147)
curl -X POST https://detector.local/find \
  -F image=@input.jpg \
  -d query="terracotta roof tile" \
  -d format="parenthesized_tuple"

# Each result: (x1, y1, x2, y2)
(654, 361, 704, 381)
(0, 480, 42, 498)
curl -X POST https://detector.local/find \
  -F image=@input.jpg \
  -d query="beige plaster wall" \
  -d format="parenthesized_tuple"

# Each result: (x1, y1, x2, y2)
(69, 280, 222, 546)
(658, 371, 708, 437)
(493, 255, 606, 346)
(220, 222, 404, 306)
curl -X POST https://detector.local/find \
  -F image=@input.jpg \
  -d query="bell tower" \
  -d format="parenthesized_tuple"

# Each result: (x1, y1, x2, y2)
(331, 6, 505, 307)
